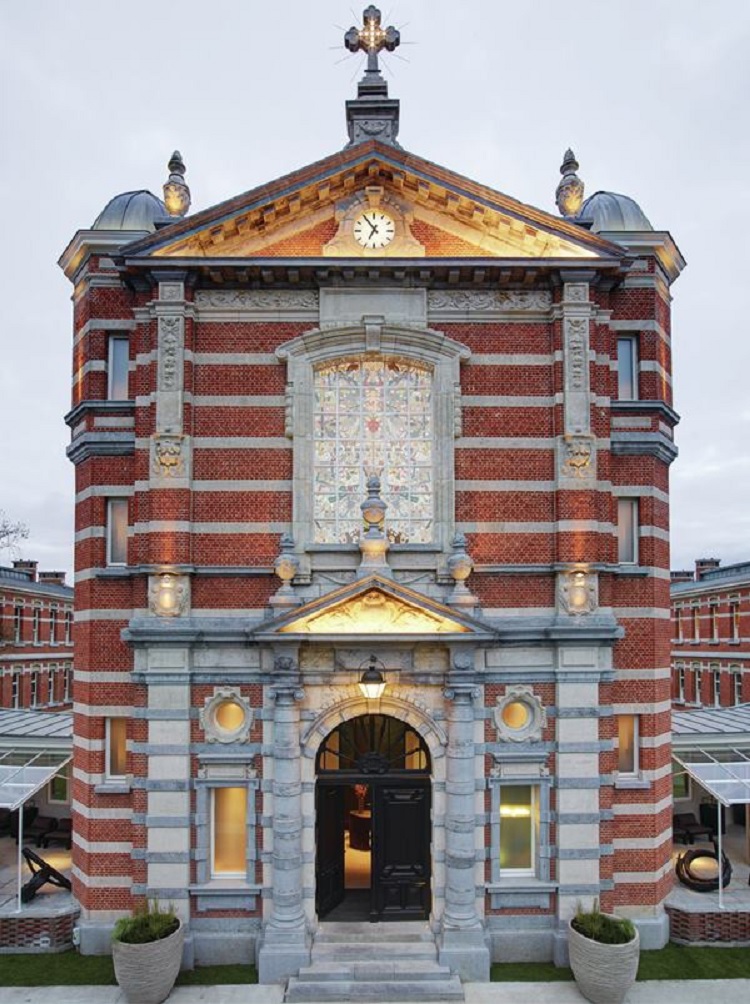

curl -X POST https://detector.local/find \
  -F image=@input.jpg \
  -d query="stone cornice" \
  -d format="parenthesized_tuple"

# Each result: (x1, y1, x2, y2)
(66, 431, 135, 465)
(64, 399, 136, 428)
(610, 431, 679, 465)
(58, 229, 149, 283)
(598, 230, 686, 285)
(611, 399, 680, 427)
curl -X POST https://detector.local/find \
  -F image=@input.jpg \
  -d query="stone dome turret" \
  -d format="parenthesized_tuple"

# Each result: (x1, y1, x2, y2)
(576, 191, 652, 233)
(92, 190, 171, 232)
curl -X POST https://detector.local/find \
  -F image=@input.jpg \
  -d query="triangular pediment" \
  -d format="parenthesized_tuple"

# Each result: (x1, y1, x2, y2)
(123, 142, 624, 264)
(255, 575, 492, 638)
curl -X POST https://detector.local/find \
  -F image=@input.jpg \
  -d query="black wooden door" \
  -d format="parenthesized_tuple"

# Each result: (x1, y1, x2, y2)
(315, 784, 345, 917)
(371, 781, 430, 920)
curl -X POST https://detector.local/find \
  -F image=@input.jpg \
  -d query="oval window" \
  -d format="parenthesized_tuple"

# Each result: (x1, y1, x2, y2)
(501, 701, 530, 731)
(214, 700, 246, 733)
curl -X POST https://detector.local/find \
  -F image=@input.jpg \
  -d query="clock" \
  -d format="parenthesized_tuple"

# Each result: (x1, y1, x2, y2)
(353, 209, 396, 250)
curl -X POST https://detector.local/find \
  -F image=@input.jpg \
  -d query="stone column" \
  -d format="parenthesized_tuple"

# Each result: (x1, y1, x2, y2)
(257, 678, 310, 983)
(439, 678, 489, 981)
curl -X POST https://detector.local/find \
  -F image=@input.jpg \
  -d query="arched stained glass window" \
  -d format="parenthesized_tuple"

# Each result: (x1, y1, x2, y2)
(313, 357, 433, 544)
(317, 714, 430, 774)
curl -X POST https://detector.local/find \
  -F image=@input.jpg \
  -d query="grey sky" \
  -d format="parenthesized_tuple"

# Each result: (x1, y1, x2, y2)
(1, 1, 748, 579)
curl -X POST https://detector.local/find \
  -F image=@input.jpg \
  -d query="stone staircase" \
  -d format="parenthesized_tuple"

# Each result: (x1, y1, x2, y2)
(284, 921, 464, 1002)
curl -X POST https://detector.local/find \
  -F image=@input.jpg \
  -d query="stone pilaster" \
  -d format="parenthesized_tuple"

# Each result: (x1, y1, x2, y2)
(152, 280, 191, 485)
(439, 676, 489, 981)
(257, 678, 310, 983)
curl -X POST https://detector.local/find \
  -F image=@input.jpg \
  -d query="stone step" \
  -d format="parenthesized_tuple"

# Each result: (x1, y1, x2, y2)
(285, 976, 464, 1002)
(315, 922, 434, 943)
(295, 960, 455, 982)
(311, 941, 437, 961)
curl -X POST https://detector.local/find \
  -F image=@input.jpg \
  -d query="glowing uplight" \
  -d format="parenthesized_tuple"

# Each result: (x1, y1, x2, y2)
(359, 655, 386, 699)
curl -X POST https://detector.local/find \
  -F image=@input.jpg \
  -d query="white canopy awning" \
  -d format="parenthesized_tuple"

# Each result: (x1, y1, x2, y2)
(0, 749, 72, 811)
(672, 746, 750, 807)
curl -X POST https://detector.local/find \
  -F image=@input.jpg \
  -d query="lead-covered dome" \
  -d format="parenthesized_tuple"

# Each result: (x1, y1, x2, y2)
(576, 191, 652, 233)
(92, 190, 171, 231)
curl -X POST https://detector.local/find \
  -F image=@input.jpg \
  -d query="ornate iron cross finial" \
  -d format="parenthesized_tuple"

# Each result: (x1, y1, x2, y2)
(345, 6, 400, 74)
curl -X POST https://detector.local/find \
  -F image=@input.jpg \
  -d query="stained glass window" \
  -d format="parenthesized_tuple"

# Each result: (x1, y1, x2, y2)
(313, 358, 433, 544)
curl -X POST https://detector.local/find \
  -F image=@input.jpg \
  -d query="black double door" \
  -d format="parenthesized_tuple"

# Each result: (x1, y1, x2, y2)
(315, 777, 431, 922)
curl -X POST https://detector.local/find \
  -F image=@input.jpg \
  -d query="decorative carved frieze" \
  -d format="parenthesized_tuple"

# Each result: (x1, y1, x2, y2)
(563, 283, 588, 303)
(428, 290, 552, 312)
(194, 290, 318, 310)
(157, 314, 184, 435)
(151, 435, 189, 479)
(158, 281, 184, 301)
(561, 282, 592, 437)
(148, 573, 190, 617)
(558, 435, 596, 481)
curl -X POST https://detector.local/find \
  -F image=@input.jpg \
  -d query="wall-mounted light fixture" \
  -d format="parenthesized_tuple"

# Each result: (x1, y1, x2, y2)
(359, 654, 386, 700)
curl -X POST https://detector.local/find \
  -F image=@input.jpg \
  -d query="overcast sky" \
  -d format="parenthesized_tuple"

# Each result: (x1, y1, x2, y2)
(1, 1, 748, 580)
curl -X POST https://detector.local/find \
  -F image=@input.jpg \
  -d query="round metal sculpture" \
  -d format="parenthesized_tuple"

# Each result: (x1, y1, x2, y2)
(21, 847, 72, 903)
(675, 846, 732, 892)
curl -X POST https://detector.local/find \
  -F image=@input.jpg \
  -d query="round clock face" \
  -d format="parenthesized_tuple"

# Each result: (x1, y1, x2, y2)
(353, 209, 396, 250)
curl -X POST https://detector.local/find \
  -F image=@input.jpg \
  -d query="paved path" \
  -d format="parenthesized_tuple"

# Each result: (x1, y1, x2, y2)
(2, 982, 750, 1003)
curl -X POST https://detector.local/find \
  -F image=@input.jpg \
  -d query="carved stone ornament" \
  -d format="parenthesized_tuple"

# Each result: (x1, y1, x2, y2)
(158, 315, 182, 391)
(557, 569, 598, 616)
(560, 435, 595, 480)
(200, 688, 253, 744)
(148, 573, 190, 617)
(428, 290, 552, 312)
(159, 282, 184, 302)
(151, 435, 187, 479)
(563, 283, 588, 303)
(555, 149, 585, 219)
(494, 685, 547, 743)
(194, 290, 318, 310)
(565, 317, 589, 393)
(273, 655, 297, 673)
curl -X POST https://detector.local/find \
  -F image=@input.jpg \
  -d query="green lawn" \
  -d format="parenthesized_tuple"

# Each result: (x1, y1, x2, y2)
(491, 943, 750, 982)
(0, 951, 258, 987)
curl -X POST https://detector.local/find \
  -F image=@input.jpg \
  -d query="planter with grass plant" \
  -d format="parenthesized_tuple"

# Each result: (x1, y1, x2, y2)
(568, 901, 640, 1004)
(112, 901, 184, 1004)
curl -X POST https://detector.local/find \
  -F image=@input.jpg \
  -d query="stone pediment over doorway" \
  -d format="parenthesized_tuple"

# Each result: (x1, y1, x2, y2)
(252, 575, 495, 641)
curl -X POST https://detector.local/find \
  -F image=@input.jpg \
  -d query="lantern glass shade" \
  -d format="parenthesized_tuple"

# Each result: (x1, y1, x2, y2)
(359, 659, 386, 699)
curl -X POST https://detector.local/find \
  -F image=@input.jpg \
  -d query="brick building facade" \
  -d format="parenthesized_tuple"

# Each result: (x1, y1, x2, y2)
(59, 13, 684, 982)
(671, 558, 750, 708)
(0, 561, 73, 710)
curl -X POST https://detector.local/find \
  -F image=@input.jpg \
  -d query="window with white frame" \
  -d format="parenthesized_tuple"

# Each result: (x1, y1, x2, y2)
(710, 601, 719, 642)
(674, 607, 683, 643)
(312, 357, 433, 544)
(49, 607, 57, 645)
(732, 669, 743, 707)
(107, 498, 129, 565)
(11, 672, 19, 709)
(691, 605, 700, 642)
(30, 671, 38, 707)
(672, 762, 691, 801)
(694, 665, 702, 704)
(48, 764, 70, 804)
(617, 498, 638, 564)
(32, 606, 41, 644)
(677, 664, 686, 702)
(616, 335, 639, 400)
(105, 717, 127, 780)
(47, 666, 55, 704)
(617, 714, 639, 776)
(64, 611, 72, 645)
(712, 666, 722, 707)
(13, 603, 23, 643)
(63, 664, 72, 702)
(498, 784, 540, 876)
(210, 786, 248, 879)
(729, 599, 740, 642)
(107, 335, 130, 400)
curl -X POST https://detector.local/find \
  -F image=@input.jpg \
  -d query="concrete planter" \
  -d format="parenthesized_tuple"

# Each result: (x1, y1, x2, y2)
(112, 919, 185, 1004)
(568, 917, 640, 1004)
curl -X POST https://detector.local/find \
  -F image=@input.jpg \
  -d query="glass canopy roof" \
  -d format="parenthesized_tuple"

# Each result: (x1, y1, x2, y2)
(0, 750, 72, 811)
(672, 747, 750, 806)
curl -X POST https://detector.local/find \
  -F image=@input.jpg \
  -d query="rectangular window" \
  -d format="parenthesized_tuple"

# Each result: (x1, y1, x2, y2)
(108, 335, 130, 400)
(730, 600, 740, 642)
(64, 611, 72, 645)
(733, 671, 743, 707)
(106, 717, 127, 779)
(211, 786, 248, 878)
(710, 602, 719, 642)
(713, 668, 722, 707)
(616, 335, 638, 400)
(11, 673, 19, 709)
(49, 607, 57, 645)
(694, 665, 702, 704)
(617, 714, 639, 775)
(48, 765, 70, 804)
(107, 498, 129, 565)
(47, 667, 55, 704)
(13, 604, 23, 643)
(674, 608, 683, 643)
(32, 607, 41, 644)
(678, 665, 686, 702)
(692, 606, 700, 642)
(30, 672, 38, 708)
(673, 763, 691, 801)
(617, 498, 638, 564)
(499, 785, 539, 876)
(63, 664, 72, 702)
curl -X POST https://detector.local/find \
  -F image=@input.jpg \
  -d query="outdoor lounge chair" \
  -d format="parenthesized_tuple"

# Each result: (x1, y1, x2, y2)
(672, 812, 714, 844)
(0, 807, 11, 836)
(41, 818, 71, 849)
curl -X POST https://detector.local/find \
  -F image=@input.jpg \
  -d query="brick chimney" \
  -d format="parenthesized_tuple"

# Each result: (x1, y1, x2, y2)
(38, 570, 67, 586)
(12, 559, 38, 582)
(670, 569, 693, 583)
(695, 557, 721, 580)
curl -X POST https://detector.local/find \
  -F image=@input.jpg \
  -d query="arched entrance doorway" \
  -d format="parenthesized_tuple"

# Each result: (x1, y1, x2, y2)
(315, 713, 431, 922)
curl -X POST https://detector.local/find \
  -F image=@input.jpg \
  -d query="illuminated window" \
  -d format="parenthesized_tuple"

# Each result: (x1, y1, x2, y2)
(616, 335, 638, 400)
(107, 499, 129, 565)
(108, 335, 130, 400)
(313, 357, 433, 544)
(617, 498, 638, 564)
(32, 607, 41, 644)
(617, 715, 639, 776)
(13, 604, 23, 643)
(211, 787, 247, 878)
(499, 785, 539, 876)
(106, 717, 127, 779)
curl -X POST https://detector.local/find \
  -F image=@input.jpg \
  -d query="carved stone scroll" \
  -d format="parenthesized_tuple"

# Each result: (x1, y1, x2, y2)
(562, 282, 592, 436)
(156, 314, 184, 435)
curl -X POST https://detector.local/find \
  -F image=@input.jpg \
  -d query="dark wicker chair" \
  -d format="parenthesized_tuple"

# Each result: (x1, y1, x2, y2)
(673, 812, 713, 844)
(41, 817, 72, 849)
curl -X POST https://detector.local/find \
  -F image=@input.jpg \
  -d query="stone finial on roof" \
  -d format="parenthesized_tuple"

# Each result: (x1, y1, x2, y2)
(555, 148, 584, 218)
(163, 150, 191, 218)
